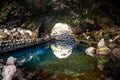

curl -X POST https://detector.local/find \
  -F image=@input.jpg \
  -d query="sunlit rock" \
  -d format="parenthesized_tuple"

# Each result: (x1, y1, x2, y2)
(6, 56, 16, 65)
(2, 56, 17, 80)
(51, 41, 74, 59)
(109, 35, 120, 42)
(98, 38, 105, 48)
(97, 38, 111, 71)
(0, 28, 33, 40)
(50, 23, 74, 41)
(17, 28, 32, 36)
(97, 47, 111, 55)
(85, 47, 96, 57)
(97, 38, 111, 55)
(2, 65, 16, 80)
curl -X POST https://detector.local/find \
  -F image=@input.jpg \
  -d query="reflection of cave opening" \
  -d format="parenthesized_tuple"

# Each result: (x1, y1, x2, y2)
(50, 23, 75, 59)
(51, 41, 74, 59)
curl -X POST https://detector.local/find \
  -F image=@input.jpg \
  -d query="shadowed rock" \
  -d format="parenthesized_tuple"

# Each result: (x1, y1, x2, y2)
(112, 48, 120, 60)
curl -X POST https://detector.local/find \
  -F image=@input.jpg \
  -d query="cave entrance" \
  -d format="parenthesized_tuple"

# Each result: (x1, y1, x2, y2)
(50, 23, 74, 41)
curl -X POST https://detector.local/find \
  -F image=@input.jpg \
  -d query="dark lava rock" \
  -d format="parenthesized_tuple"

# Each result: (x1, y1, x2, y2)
(72, 26, 85, 34)
(109, 43, 117, 50)
(13, 69, 26, 80)
(113, 64, 120, 80)
(112, 48, 120, 60)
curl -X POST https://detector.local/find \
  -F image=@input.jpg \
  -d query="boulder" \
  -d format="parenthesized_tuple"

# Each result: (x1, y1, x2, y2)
(85, 47, 96, 57)
(2, 65, 16, 80)
(2, 56, 17, 80)
(97, 64, 104, 71)
(97, 46, 111, 55)
(6, 56, 16, 65)
(97, 38, 111, 55)
(98, 38, 105, 48)
(112, 48, 120, 59)
(96, 38, 111, 71)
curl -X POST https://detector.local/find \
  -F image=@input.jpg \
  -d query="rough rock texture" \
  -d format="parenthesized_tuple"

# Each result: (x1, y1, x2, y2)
(14, 69, 25, 80)
(98, 38, 105, 48)
(97, 38, 111, 55)
(112, 48, 120, 60)
(96, 38, 111, 71)
(2, 56, 17, 80)
(2, 65, 16, 80)
(0, 28, 33, 41)
(85, 47, 96, 57)
(6, 56, 16, 65)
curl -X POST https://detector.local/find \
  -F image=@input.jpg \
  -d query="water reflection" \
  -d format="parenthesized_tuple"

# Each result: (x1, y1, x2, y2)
(0, 43, 52, 65)
(51, 41, 74, 59)
(0, 42, 88, 69)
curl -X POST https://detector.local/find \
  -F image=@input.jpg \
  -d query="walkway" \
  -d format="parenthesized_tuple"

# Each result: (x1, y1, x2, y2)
(0, 35, 50, 53)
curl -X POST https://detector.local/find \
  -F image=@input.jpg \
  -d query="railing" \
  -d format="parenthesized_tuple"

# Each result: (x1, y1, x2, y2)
(0, 35, 50, 53)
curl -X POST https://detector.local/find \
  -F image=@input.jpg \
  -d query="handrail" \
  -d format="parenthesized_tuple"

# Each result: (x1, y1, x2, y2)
(0, 35, 50, 53)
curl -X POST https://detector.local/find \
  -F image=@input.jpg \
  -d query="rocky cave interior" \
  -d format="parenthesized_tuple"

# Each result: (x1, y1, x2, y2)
(0, 0, 120, 80)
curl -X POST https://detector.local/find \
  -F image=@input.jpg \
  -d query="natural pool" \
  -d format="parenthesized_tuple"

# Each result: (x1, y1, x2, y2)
(0, 41, 106, 80)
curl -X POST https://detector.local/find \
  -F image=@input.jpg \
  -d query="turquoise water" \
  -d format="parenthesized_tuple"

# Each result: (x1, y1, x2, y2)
(0, 42, 87, 69)
(0, 41, 106, 79)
